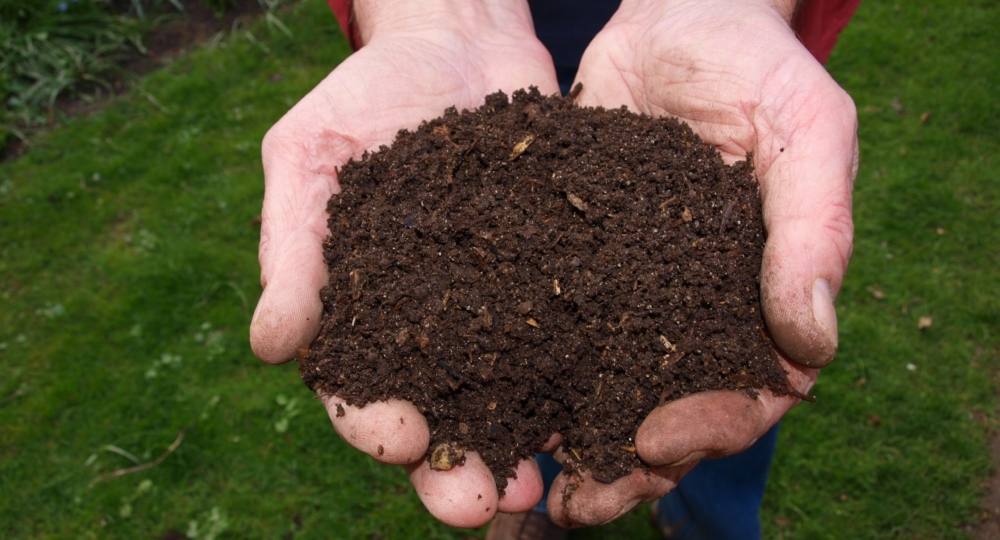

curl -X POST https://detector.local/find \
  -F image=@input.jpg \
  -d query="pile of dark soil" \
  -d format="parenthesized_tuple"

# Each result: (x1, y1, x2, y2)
(299, 87, 792, 493)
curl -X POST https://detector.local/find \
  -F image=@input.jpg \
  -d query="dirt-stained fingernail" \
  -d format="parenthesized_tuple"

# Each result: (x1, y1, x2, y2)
(812, 278, 838, 352)
(663, 450, 705, 468)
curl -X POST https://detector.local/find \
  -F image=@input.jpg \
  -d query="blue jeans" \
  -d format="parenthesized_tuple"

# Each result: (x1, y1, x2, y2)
(534, 424, 780, 540)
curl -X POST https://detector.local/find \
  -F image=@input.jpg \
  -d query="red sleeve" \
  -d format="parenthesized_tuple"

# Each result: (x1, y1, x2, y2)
(327, 0, 362, 51)
(326, 0, 861, 62)
(793, 0, 862, 64)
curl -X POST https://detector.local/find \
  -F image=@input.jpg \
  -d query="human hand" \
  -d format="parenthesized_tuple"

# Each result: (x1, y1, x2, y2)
(249, 0, 560, 528)
(546, 0, 857, 527)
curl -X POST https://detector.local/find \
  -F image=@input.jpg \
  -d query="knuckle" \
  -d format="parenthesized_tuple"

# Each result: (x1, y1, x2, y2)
(261, 122, 294, 159)
(835, 86, 858, 123)
(820, 203, 855, 271)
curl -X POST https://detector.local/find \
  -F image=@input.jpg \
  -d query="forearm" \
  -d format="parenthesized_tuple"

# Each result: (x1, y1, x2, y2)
(352, 0, 538, 45)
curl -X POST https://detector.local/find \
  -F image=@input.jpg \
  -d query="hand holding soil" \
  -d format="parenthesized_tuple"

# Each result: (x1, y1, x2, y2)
(252, 2, 560, 527)
(303, 78, 805, 501)
(542, 0, 856, 526)
(251, 0, 857, 530)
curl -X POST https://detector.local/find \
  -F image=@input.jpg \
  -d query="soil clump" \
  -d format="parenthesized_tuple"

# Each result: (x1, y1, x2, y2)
(299, 86, 792, 493)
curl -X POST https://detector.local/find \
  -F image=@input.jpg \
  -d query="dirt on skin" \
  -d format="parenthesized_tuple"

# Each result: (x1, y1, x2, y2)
(299, 86, 794, 494)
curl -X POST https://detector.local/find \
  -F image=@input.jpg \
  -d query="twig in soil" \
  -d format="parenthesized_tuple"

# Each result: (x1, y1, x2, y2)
(566, 83, 583, 102)
(449, 138, 480, 181)
(607, 312, 630, 331)
(787, 389, 817, 403)
(87, 430, 185, 489)
(658, 196, 678, 211)
(719, 200, 736, 233)
(437, 359, 463, 381)
(438, 359, 484, 391)
(658, 352, 688, 406)
(547, 231, 565, 250)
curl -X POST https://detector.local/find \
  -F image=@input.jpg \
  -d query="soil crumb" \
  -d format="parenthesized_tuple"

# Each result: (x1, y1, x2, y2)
(299, 87, 792, 493)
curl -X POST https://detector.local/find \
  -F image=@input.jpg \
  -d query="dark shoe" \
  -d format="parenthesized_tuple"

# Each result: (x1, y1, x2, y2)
(485, 510, 567, 540)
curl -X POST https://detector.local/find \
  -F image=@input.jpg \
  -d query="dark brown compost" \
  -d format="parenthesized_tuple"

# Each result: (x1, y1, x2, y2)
(299, 87, 791, 493)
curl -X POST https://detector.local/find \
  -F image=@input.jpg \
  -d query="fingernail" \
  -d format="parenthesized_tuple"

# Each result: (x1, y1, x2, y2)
(812, 279, 838, 351)
(664, 451, 705, 468)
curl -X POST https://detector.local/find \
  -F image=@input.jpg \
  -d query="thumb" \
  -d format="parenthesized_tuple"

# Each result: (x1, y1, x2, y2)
(249, 128, 340, 364)
(757, 67, 857, 368)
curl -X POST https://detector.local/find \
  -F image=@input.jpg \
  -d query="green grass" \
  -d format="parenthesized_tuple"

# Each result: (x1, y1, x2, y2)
(0, 2, 461, 538)
(0, 0, 997, 538)
(761, 1, 1000, 538)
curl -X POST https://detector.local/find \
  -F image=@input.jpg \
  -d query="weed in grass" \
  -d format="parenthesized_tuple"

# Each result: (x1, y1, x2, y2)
(0, 1, 151, 140)
(186, 506, 231, 540)
(0, 0, 292, 153)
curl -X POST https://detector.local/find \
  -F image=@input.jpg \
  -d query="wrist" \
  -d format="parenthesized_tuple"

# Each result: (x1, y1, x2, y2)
(353, 0, 537, 46)
(615, 0, 799, 26)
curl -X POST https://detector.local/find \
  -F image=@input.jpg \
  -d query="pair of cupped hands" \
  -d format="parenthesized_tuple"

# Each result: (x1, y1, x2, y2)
(250, 0, 857, 529)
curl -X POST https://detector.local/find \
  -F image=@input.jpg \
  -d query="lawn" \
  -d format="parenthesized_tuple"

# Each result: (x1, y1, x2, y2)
(0, 0, 997, 538)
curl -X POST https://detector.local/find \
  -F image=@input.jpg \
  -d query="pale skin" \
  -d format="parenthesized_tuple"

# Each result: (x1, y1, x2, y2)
(251, 0, 856, 529)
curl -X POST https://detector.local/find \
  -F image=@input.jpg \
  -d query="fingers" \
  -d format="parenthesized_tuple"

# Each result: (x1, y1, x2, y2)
(545, 359, 815, 528)
(572, 1, 857, 368)
(324, 393, 544, 523)
(538, 433, 563, 452)
(249, 38, 558, 364)
(496, 458, 544, 514)
(407, 452, 499, 528)
(546, 464, 693, 528)
(407, 452, 545, 523)
(636, 359, 816, 467)
(248, 230, 328, 364)
(249, 123, 342, 364)
(757, 63, 857, 368)
(410, 455, 544, 521)
(636, 392, 773, 467)
(322, 395, 429, 464)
